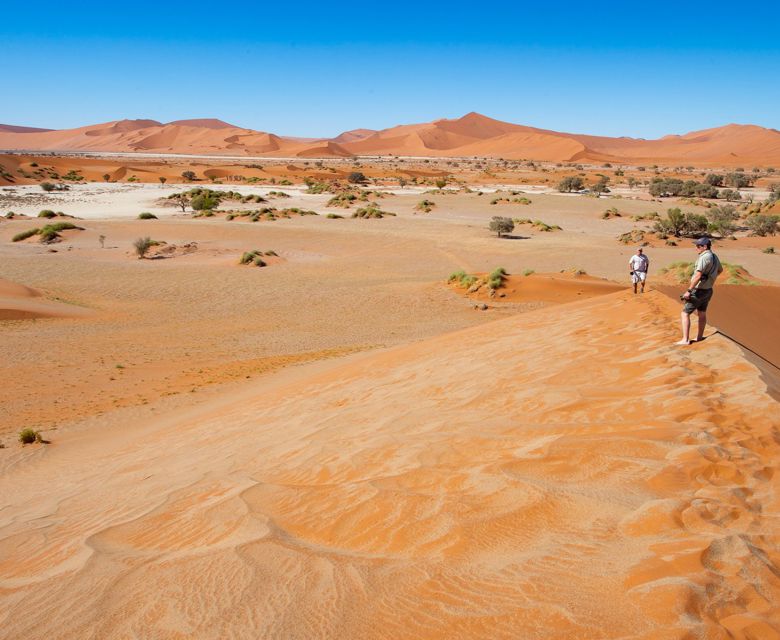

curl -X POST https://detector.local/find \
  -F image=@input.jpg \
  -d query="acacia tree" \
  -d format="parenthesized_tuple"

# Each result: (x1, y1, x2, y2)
(159, 176, 167, 187)
(181, 171, 196, 182)
(489, 216, 514, 238)
(171, 193, 190, 212)
(557, 176, 584, 192)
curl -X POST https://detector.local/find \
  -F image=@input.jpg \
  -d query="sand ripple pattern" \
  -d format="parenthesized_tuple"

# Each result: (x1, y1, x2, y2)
(0, 291, 778, 639)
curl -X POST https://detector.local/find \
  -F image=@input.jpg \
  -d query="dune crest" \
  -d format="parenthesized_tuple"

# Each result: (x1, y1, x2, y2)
(0, 290, 777, 638)
(2, 113, 779, 164)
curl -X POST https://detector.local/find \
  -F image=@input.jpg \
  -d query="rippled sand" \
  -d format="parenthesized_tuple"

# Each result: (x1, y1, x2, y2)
(0, 290, 778, 639)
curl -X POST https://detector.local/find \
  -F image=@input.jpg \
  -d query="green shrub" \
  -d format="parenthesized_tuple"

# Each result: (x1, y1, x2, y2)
(348, 171, 367, 184)
(352, 205, 395, 219)
(325, 213, 344, 219)
(327, 193, 357, 208)
(12, 228, 39, 242)
(488, 267, 507, 289)
(38, 209, 57, 218)
(659, 261, 695, 283)
(138, 212, 158, 220)
(746, 214, 779, 237)
(523, 269, 535, 276)
(448, 269, 467, 283)
(40, 182, 55, 192)
(18, 428, 42, 444)
(253, 256, 267, 267)
(415, 199, 436, 212)
(191, 194, 219, 211)
(557, 176, 584, 192)
(763, 246, 775, 254)
(133, 236, 155, 258)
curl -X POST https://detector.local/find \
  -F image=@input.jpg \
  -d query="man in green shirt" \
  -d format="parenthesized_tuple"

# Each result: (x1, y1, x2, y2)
(675, 237, 723, 345)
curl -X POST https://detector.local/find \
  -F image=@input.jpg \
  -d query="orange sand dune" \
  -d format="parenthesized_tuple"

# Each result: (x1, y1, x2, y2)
(0, 290, 777, 638)
(459, 272, 626, 305)
(3, 113, 779, 164)
(0, 277, 92, 320)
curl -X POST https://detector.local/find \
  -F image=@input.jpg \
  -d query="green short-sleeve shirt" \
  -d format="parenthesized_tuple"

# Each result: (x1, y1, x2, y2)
(694, 250, 721, 290)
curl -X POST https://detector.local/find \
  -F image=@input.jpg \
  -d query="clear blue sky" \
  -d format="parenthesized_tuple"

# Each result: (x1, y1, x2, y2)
(3, 0, 779, 138)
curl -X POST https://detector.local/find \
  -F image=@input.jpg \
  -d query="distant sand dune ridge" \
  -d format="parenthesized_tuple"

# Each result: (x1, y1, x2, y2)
(0, 290, 778, 638)
(2, 113, 780, 164)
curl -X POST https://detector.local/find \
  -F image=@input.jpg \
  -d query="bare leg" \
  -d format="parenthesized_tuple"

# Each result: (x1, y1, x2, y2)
(696, 310, 707, 341)
(676, 311, 692, 345)
(633, 280, 637, 294)
(640, 279, 645, 293)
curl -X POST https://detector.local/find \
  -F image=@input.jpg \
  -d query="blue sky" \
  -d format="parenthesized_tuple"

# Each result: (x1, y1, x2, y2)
(3, 1, 779, 138)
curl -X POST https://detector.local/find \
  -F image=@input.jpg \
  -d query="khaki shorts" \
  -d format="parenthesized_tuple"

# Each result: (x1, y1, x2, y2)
(683, 287, 713, 314)
(631, 271, 647, 284)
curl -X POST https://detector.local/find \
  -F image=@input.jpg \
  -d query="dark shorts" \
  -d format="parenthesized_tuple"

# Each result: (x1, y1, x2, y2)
(683, 287, 713, 314)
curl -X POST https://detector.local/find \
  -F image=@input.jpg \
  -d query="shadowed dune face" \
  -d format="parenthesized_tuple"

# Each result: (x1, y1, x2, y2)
(1, 291, 778, 638)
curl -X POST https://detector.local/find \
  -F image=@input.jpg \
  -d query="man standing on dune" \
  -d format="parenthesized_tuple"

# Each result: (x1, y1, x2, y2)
(676, 237, 723, 345)
(629, 247, 649, 293)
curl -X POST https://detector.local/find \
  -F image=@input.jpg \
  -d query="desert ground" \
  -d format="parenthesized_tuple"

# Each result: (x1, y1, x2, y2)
(1, 155, 779, 639)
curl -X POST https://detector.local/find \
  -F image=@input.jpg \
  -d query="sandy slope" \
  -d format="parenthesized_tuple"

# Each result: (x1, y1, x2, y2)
(2, 113, 779, 165)
(0, 290, 777, 639)
(0, 276, 92, 320)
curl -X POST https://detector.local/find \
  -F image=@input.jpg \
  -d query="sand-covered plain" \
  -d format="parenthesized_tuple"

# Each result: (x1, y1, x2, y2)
(1, 175, 779, 638)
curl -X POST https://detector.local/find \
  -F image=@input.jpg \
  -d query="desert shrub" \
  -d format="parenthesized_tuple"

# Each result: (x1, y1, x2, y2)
(40, 182, 55, 192)
(460, 275, 477, 288)
(448, 270, 467, 283)
(618, 229, 646, 244)
(191, 193, 219, 211)
(532, 220, 561, 232)
(325, 213, 344, 219)
(649, 178, 718, 198)
(720, 188, 742, 202)
(523, 269, 535, 276)
(415, 199, 436, 213)
(348, 172, 367, 184)
(705, 173, 724, 187)
(138, 212, 158, 220)
(601, 207, 621, 219)
(557, 176, 584, 192)
(38, 209, 57, 218)
(725, 172, 751, 188)
(181, 171, 196, 181)
(62, 170, 83, 181)
(327, 193, 357, 208)
(659, 261, 695, 283)
(706, 205, 739, 236)
(267, 191, 290, 198)
(489, 216, 514, 237)
(746, 214, 779, 236)
(353, 204, 395, 219)
(264, 250, 278, 256)
(18, 428, 42, 444)
(304, 178, 330, 194)
(253, 256, 267, 267)
(763, 246, 775, 254)
(12, 228, 39, 242)
(281, 208, 317, 216)
(133, 236, 155, 258)
(488, 267, 507, 289)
